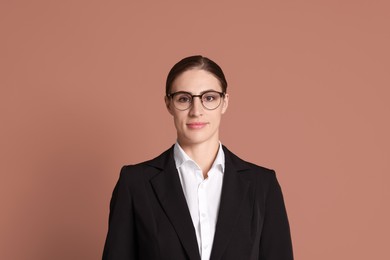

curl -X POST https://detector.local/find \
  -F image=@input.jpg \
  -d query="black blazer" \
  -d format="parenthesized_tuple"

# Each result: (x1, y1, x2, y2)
(103, 146, 293, 260)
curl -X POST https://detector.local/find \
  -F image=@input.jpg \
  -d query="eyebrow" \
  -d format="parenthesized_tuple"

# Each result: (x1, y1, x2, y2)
(173, 89, 220, 95)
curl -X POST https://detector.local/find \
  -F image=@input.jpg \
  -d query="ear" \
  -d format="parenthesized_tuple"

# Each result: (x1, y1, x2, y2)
(165, 96, 174, 116)
(221, 93, 229, 114)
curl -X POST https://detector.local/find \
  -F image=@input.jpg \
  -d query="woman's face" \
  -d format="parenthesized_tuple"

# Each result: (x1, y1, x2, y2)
(165, 69, 229, 147)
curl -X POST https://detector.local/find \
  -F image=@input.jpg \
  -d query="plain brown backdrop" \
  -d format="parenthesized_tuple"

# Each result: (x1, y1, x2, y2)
(1, 1, 389, 259)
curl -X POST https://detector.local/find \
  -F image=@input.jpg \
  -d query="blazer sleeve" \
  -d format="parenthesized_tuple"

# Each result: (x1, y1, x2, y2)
(259, 171, 294, 260)
(103, 166, 137, 260)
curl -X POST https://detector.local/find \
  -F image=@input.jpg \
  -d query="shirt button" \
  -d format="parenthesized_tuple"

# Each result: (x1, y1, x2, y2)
(201, 213, 206, 218)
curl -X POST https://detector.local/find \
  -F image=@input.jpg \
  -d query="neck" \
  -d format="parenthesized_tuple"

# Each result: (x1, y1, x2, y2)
(178, 139, 220, 178)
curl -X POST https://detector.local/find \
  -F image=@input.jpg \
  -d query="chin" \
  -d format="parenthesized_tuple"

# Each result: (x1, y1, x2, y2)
(180, 132, 218, 146)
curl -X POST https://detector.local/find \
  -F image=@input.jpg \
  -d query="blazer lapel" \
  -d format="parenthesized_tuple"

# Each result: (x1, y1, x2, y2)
(149, 148, 201, 260)
(210, 146, 251, 260)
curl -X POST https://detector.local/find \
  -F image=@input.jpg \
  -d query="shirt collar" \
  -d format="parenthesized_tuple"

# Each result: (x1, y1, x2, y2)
(173, 142, 225, 173)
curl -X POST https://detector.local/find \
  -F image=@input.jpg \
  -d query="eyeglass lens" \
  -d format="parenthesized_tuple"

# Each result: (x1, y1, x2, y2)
(172, 91, 223, 110)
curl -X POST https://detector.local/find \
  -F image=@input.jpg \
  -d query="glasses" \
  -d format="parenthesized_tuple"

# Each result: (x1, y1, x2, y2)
(167, 90, 225, 111)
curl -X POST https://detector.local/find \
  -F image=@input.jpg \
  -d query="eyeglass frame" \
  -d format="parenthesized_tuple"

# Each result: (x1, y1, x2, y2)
(166, 90, 226, 111)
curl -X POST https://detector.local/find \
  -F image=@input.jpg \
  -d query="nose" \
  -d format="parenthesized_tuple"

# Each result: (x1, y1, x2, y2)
(189, 96, 203, 117)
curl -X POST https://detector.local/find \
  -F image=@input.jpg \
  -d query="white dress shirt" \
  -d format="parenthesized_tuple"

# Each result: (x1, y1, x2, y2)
(173, 142, 225, 260)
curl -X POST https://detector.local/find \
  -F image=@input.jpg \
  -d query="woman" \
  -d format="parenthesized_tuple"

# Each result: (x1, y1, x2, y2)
(103, 55, 293, 260)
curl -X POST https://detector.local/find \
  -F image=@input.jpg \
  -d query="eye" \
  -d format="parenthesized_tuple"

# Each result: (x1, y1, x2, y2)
(176, 94, 191, 103)
(203, 92, 219, 102)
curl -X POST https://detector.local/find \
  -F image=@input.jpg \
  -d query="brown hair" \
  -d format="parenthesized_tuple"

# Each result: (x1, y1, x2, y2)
(165, 55, 228, 95)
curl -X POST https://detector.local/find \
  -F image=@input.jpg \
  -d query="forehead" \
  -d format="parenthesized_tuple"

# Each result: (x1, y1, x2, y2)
(171, 69, 223, 93)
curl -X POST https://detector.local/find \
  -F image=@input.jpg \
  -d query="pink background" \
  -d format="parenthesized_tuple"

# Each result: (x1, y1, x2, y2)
(1, 1, 389, 259)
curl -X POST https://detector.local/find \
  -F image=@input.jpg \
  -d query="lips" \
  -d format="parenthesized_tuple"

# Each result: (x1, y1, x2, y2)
(186, 122, 208, 129)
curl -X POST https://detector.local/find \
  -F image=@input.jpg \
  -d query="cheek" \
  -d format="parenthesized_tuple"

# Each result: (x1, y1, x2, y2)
(213, 109, 224, 121)
(172, 113, 186, 127)
(215, 115, 222, 125)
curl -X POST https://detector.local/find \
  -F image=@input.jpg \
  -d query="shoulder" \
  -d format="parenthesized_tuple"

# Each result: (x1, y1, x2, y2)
(223, 146, 284, 199)
(223, 145, 277, 181)
(223, 145, 274, 173)
(118, 146, 174, 181)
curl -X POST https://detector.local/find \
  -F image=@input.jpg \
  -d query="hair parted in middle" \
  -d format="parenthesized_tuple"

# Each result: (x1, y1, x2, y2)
(165, 55, 228, 96)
